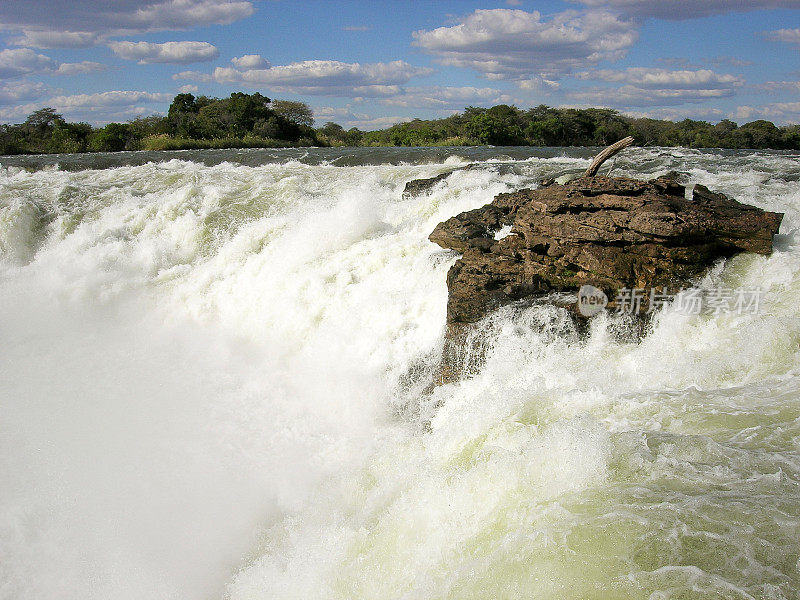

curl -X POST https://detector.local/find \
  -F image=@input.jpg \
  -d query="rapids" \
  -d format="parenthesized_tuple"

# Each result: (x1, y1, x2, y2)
(1, 146, 799, 599)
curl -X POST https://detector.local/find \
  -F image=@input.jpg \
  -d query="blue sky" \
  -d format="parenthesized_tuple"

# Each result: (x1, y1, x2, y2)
(0, 0, 798, 128)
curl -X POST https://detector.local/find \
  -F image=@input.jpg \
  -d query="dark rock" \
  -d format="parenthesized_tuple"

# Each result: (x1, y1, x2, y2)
(430, 174, 783, 325)
(402, 172, 454, 198)
(402, 163, 491, 199)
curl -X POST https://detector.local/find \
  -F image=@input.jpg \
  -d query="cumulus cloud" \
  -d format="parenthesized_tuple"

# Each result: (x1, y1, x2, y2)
(412, 9, 638, 80)
(109, 41, 219, 64)
(576, 67, 742, 88)
(0, 81, 48, 105)
(9, 30, 100, 49)
(46, 90, 172, 109)
(0, 0, 254, 39)
(572, 0, 800, 20)
(0, 103, 40, 122)
(569, 85, 736, 107)
(176, 84, 199, 94)
(0, 48, 107, 79)
(0, 89, 172, 124)
(231, 54, 270, 69)
(0, 48, 56, 78)
(212, 59, 433, 96)
(733, 102, 800, 122)
(569, 67, 742, 107)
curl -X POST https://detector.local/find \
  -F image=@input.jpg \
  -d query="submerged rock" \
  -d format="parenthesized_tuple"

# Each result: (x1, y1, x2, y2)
(430, 174, 783, 325)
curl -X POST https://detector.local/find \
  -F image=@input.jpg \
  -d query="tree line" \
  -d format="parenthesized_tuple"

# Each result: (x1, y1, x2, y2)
(0, 93, 319, 154)
(351, 104, 800, 150)
(1, 93, 799, 155)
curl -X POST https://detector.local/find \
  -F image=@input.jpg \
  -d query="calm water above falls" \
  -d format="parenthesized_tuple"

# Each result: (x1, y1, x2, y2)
(1, 146, 799, 600)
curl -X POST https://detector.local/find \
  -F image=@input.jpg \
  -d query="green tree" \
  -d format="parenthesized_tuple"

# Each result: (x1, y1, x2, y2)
(24, 107, 64, 132)
(465, 105, 524, 145)
(49, 121, 92, 153)
(89, 123, 132, 152)
(525, 118, 564, 146)
(739, 120, 782, 149)
(270, 100, 314, 127)
(167, 93, 200, 137)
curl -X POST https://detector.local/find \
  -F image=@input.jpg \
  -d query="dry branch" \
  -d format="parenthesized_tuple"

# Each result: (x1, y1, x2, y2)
(583, 136, 635, 177)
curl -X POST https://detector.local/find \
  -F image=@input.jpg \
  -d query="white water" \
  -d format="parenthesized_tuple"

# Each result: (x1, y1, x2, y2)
(1, 148, 799, 599)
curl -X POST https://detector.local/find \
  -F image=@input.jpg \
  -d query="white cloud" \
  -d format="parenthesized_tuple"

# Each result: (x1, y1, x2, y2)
(576, 67, 742, 89)
(734, 106, 759, 120)
(379, 86, 519, 109)
(572, 0, 800, 20)
(0, 1, 254, 38)
(231, 54, 270, 69)
(517, 77, 560, 91)
(176, 84, 199, 94)
(348, 115, 412, 130)
(46, 90, 172, 110)
(0, 89, 172, 124)
(313, 105, 369, 121)
(109, 41, 219, 64)
(623, 106, 726, 120)
(0, 81, 48, 105)
(569, 67, 742, 107)
(312, 105, 412, 130)
(412, 9, 638, 80)
(213, 59, 432, 96)
(733, 102, 800, 123)
(0, 48, 56, 78)
(172, 70, 212, 82)
(0, 48, 107, 79)
(9, 30, 100, 49)
(764, 28, 800, 44)
(55, 61, 106, 75)
(569, 84, 736, 107)
(0, 103, 39, 122)
(128, 0, 254, 30)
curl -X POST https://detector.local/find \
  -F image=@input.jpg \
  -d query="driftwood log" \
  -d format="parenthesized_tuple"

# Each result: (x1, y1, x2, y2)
(583, 136, 635, 177)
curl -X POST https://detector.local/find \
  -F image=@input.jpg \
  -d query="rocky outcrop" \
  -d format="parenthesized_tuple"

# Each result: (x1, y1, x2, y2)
(403, 172, 454, 198)
(430, 174, 783, 325)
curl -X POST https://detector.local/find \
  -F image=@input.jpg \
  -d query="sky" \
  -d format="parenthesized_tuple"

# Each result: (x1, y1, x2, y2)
(0, 0, 798, 129)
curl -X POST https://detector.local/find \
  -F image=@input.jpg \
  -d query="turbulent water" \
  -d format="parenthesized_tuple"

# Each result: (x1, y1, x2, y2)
(1, 146, 799, 600)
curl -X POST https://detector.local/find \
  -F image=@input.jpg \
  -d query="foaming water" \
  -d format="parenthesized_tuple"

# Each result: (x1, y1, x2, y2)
(1, 147, 799, 600)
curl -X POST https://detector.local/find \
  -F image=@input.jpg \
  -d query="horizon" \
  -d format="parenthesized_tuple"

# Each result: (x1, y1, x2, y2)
(0, 1, 799, 130)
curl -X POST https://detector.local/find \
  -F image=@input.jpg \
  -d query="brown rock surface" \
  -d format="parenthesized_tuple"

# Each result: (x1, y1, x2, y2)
(430, 174, 783, 324)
